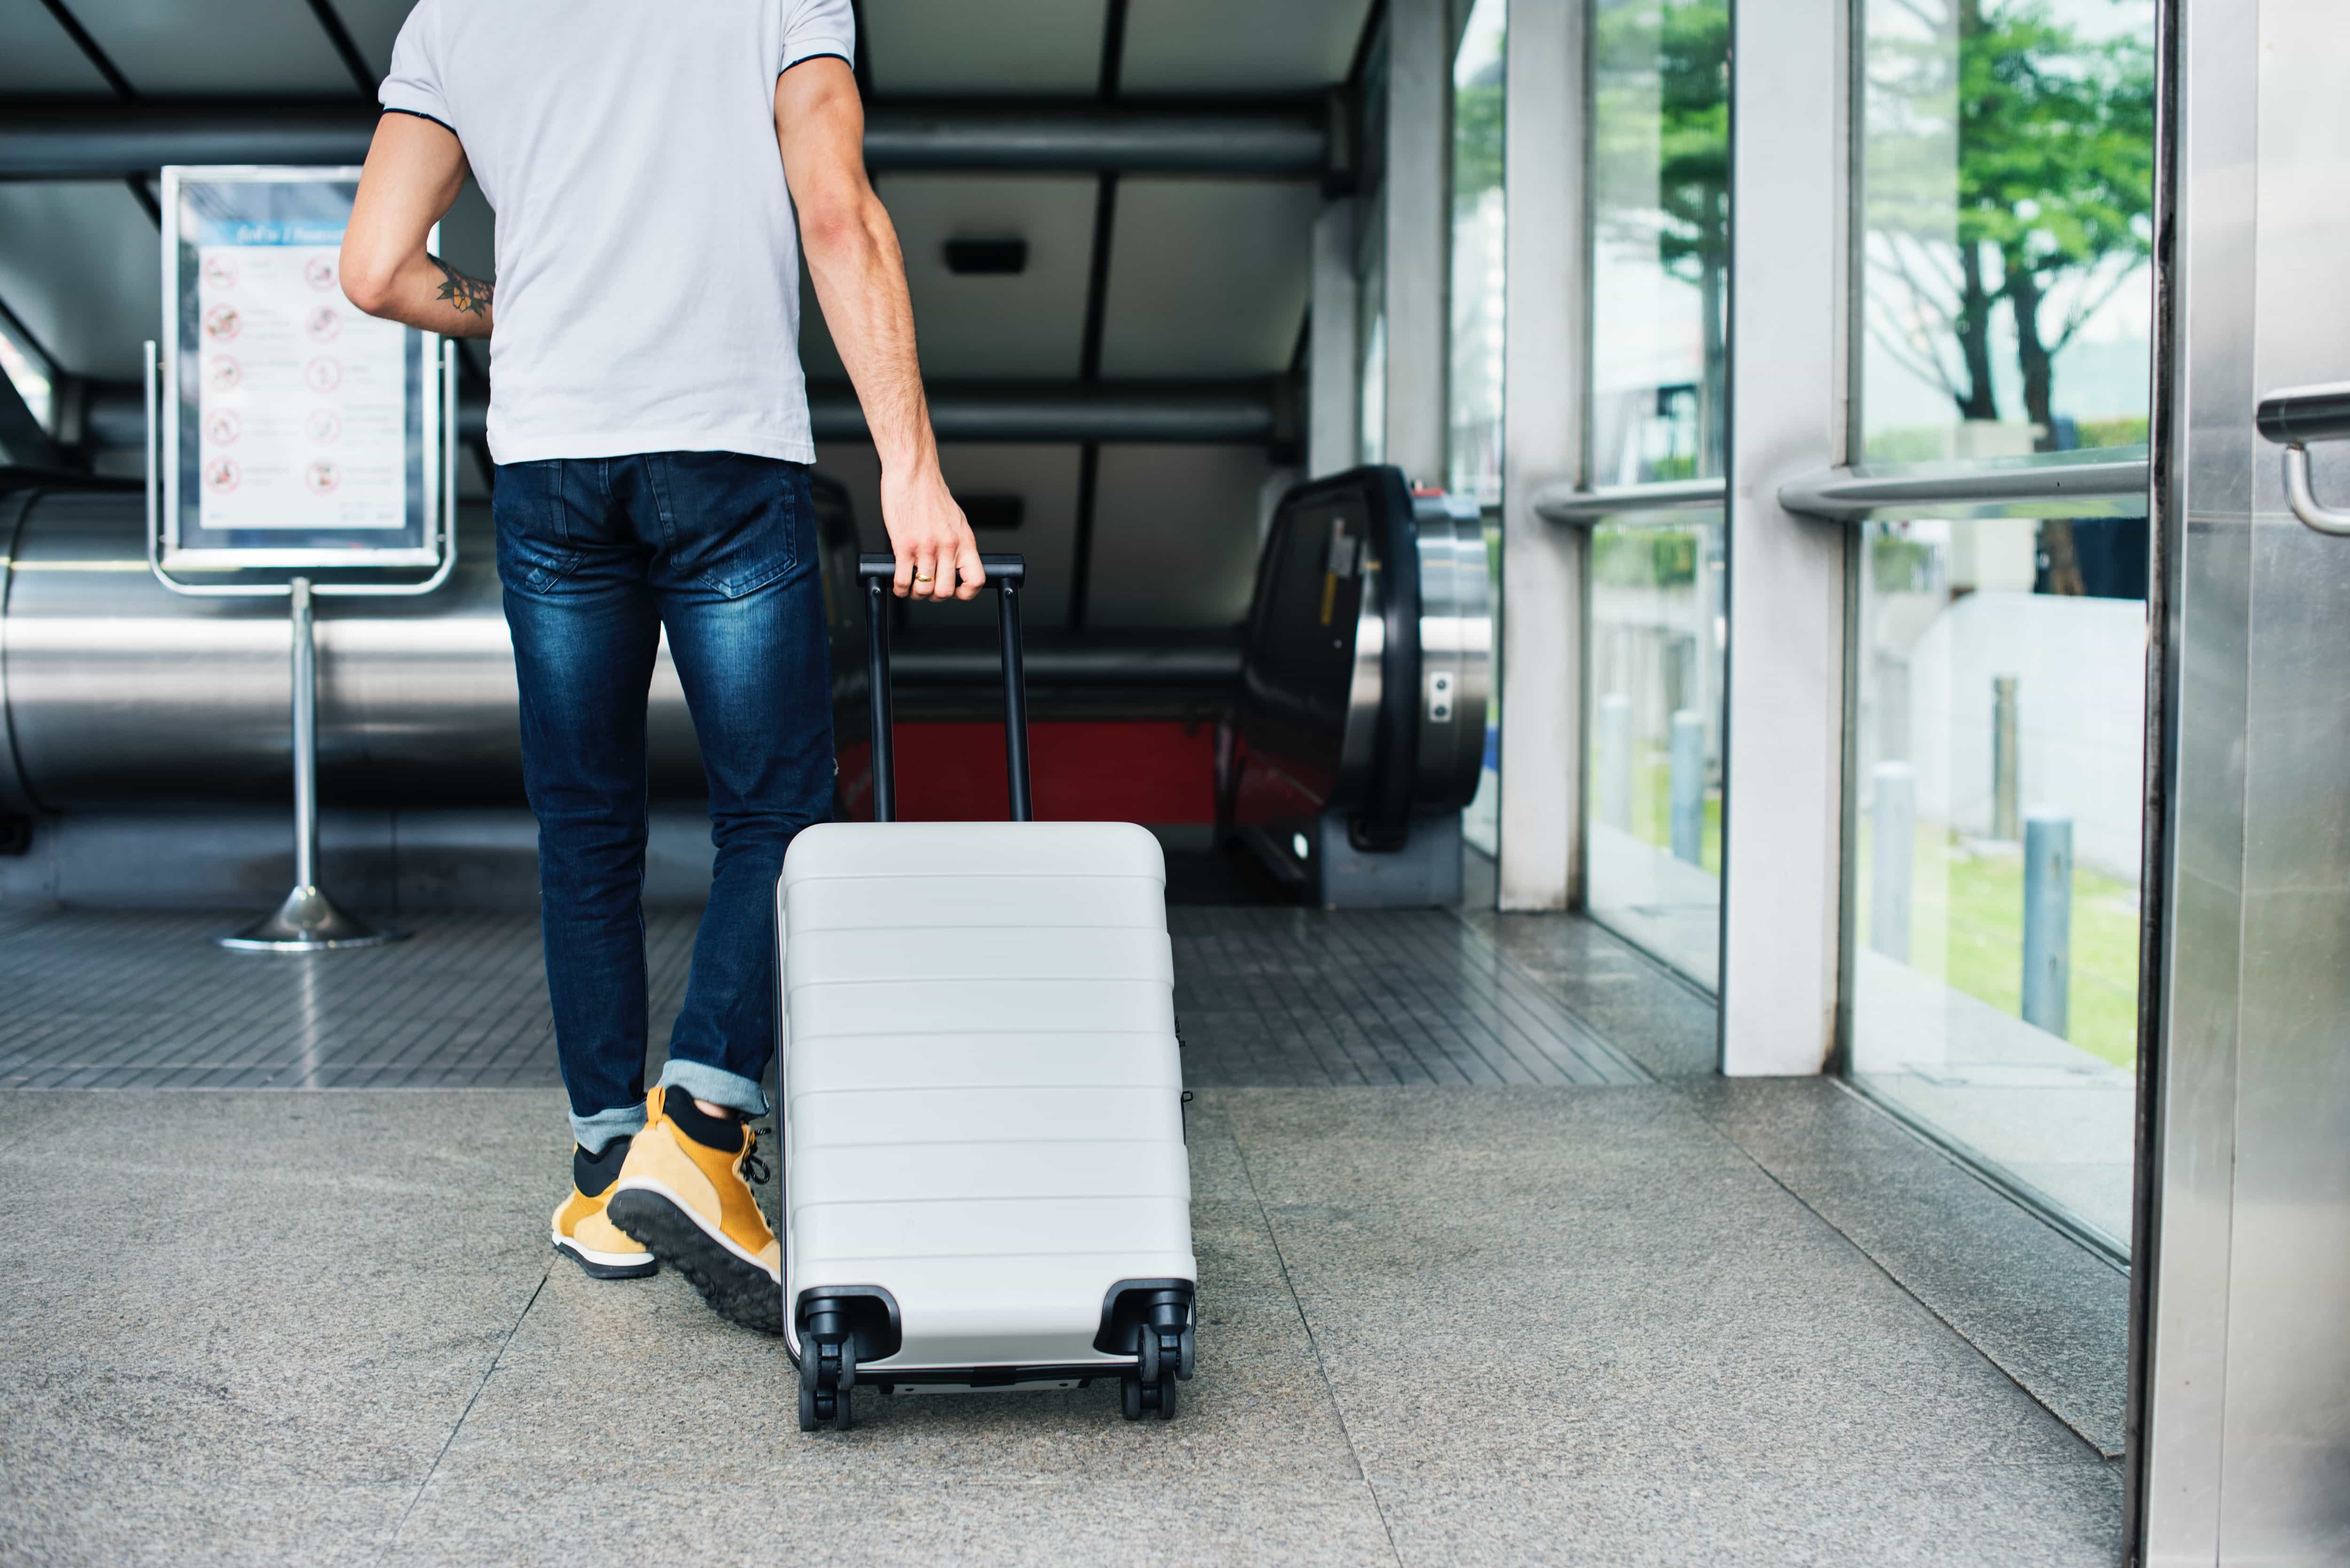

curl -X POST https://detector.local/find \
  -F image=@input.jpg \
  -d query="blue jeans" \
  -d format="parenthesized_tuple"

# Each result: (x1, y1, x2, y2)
(493, 452, 833, 1153)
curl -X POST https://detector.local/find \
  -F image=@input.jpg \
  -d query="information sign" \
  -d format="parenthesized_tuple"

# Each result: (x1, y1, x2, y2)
(161, 167, 442, 570)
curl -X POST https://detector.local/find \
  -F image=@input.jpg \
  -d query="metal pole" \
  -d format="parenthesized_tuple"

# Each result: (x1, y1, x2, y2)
(1870, 760, 1915, 962)
(2021, 808, 2073, 1037)
(1668, 709, 1706, 865)
(997, 576, 1032, 823)
(291, 577, 319, 891)
(864, 576, 896, 823)
(217, 578, 402, 951)
(1992, 674, 2021, 841)
(1598, 692, 1633, 830)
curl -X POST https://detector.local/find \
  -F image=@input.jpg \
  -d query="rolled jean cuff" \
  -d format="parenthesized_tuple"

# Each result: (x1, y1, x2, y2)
(656, 1059, 772, 1120)
(571, 1100, 648, 1155)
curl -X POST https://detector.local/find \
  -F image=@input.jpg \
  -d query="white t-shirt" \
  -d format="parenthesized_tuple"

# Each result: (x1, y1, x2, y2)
(379, 0, 854, 466)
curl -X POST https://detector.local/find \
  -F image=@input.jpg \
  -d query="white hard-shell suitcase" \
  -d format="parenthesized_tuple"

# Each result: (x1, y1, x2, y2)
(777, 554, 1197, 1432)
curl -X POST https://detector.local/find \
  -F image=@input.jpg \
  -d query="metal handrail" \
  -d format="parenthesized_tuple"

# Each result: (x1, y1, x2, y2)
(1778, 449, 2150, 523)
(2256, 382, 2350, 536)
(1532, 476, 1725, 525)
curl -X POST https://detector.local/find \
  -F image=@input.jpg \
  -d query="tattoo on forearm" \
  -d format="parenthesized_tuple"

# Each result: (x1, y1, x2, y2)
(432, 256, 493, 317)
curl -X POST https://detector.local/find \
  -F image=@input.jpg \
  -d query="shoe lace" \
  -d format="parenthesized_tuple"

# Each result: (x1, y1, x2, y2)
(741, 1124, 772, 1187)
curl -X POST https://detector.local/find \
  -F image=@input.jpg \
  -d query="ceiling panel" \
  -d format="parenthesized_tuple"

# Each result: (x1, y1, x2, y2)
(800, 177, 1096, 383)
(866, 0, 1105, 94)
(883, 175, 1095, 379)
(1088, 445, 1272, 627)
(325, 0, 417, 78)
(813, 442, 1082, 631)
(0, 7, 115, 92)
(1120, 0, 1371, 92)
(0, 183, 159, 381)
(1097, 180, 1319, 379)
(70, 0, 359, 94)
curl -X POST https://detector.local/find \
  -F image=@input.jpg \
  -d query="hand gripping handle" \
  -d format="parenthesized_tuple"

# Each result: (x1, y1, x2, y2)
(857, 555, 1030, 822)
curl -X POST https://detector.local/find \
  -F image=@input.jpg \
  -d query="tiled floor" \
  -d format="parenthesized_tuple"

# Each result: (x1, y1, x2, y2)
(0, 905, 1651, 1093)
(0, 902, 2128, 1566)
(0, 909, 695, 1090)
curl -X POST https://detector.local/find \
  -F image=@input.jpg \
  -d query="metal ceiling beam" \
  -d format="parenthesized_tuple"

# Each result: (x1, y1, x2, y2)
(0, 96, 1339, 181)
(81, 378, 1289, 452)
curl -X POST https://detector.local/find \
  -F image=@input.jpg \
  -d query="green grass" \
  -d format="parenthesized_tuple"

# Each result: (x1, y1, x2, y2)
(1855, 816, 2142, 1070)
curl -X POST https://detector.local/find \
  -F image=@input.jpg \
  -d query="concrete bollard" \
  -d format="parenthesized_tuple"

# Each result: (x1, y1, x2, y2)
(1992, 675, 2021, 841)
(1669, 710, 1706, 865)
(1598, 692, 1633, 830)
(1870, 760, 1915, 962)
(2021, 808, 2073, 1038)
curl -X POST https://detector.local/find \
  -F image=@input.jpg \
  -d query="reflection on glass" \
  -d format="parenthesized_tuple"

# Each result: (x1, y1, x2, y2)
(1585, 514, 1725, 989)
(1590, 0, 1729, 485)
(1848, 515, 2145, 1254)
(1858, 0, 2156, 460)
(1449, 0, 1506, 503)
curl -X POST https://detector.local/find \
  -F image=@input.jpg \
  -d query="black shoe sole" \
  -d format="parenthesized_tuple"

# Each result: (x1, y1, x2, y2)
(552, 1237, 658, 1281)
(606, 1187, 783, 1336)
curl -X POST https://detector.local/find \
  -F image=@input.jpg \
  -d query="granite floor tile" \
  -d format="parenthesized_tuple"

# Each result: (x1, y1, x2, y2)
(387, 1475, 1400, 1568)
(1371, 1458, 2123, 1568)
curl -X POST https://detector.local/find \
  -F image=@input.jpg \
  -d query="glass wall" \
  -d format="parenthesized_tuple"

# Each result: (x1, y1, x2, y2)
(1450, 0, 1505, 858)
(1582, 0, 1730, 986)
(1586, 512, 1726, 987)
(1449, 0, 1506, 505)
(1857, 0, 2155, 460)
(1590, 0, 1730, 484)
(1845, 0, 2156, 1256)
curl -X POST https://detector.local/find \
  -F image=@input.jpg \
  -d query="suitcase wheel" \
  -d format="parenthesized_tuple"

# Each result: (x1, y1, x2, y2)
(1120, 1324, 1187, 1422)
(799, 1334, 858, 1433)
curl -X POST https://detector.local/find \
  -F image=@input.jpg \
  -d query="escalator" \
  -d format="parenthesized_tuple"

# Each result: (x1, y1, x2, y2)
(0, 463, 1486, 908)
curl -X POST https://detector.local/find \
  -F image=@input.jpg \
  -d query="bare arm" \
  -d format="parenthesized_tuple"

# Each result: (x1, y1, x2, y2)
(777, 58, 979, 601)
(341, 113, 493, 339)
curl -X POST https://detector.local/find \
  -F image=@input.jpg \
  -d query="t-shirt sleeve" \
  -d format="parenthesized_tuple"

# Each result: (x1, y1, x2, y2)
(779, 0, 856, 72)
(378, 4, 455, 133)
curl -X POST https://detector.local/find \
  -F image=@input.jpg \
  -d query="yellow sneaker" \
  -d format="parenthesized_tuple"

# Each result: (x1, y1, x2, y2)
(606, 1086, 783, 1334)
(551, 1137, 657, 1280)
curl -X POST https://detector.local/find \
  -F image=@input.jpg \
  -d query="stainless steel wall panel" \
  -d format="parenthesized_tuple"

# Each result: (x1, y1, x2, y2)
(2140, 0, 2256, 1550)
(2210, 5, 2350, 1548)
(2224, 515, 2350, 1563)
(2141, 0, 2350, 1557)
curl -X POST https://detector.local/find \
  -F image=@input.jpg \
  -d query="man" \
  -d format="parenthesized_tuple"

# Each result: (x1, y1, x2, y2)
(341, 0, 979, 1334)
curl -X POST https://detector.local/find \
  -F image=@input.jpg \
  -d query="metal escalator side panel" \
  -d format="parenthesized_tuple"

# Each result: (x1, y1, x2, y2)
(1352, 468, 1422, 851)
(1228, 470, 1388, 818)
(0, 482, 39, 815)
(1408, 495, 1493, 814)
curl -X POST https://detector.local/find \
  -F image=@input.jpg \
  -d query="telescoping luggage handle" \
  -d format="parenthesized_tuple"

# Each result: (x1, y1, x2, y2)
(859, 553, 1031, 823)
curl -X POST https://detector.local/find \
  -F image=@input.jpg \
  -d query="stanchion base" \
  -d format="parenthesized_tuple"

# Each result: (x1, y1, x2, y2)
(216, 886, 408, 952)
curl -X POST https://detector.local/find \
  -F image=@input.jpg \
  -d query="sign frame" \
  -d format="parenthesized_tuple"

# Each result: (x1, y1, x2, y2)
(157, 164, 446, 575)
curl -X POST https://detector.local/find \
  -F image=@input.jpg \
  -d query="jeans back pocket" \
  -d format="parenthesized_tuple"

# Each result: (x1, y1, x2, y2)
(492, 459, 584, 595)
